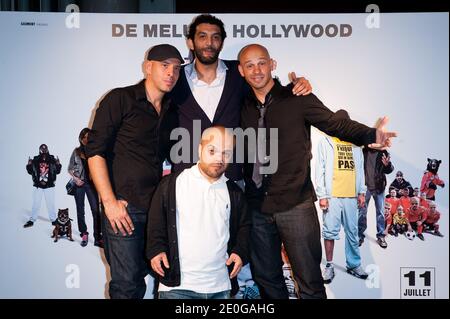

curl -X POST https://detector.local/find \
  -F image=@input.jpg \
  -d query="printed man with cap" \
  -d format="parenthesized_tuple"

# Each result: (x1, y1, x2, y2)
(86, 44, 183, 299)
(389, 171, 413, 197)
(24, 144, 61, 228)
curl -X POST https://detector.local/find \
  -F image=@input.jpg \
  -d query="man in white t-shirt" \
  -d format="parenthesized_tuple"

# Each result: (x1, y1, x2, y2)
(146, 126, 251, 299)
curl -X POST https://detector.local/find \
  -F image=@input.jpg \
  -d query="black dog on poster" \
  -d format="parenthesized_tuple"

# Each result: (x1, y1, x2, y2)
(51, 208, 74, 242)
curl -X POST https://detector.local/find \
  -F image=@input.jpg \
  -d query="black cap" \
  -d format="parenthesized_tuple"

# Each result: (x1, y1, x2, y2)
(147, 44, 184, 64)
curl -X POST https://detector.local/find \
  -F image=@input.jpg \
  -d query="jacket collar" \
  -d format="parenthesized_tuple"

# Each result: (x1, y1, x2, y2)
(249, 77, 284, 109)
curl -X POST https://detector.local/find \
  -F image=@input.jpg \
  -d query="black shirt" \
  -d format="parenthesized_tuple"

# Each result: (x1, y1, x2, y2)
(241, 79, 376, 214)
(85, 80, 178, 213)
(363, 149, 394, 192)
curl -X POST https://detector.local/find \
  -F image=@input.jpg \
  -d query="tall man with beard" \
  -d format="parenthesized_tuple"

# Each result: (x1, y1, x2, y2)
(169, 14, 312, 180)
(168, 14, 313, 297)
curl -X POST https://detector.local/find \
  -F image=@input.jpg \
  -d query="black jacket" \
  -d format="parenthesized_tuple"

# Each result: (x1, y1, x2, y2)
(241, 79, 376, 214)
(389, 178, 414, 197)
(146, 170, 251, 295)
(27, 154, 61, 188)
(169, 60, 249, 181)
(363, 149, 394, 192)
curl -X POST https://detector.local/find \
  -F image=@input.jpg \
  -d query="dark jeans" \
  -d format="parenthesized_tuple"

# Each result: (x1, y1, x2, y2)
(159, 289, 231, 299)
(250, 200, 326, 299)
(358, 189, 386, 239)
(102, 204, 150, 299)
(74, 183, 101, 240)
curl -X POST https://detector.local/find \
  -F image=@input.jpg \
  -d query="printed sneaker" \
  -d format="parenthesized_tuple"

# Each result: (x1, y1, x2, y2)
(347, 266, 368, 280)
(434, 230, 444, 237)
(81, 233, 89, 247)
(377, 236, 388, 249)
(23, 220, 34, 228)
(322, 264, 335, 284)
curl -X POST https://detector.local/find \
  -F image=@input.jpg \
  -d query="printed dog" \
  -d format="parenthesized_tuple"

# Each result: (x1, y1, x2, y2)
(51, 208, 74, 242)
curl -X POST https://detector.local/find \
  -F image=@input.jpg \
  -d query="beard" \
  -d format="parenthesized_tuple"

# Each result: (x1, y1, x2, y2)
(199, 162, 227, 180)
(193, 46, 220, 65)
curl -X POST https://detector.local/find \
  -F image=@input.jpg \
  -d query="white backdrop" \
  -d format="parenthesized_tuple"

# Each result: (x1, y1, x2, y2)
(0, 12, 448, 299)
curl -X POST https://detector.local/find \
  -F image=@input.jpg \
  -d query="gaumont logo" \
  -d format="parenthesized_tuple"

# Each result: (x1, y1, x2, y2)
(20, 21, 48, 27)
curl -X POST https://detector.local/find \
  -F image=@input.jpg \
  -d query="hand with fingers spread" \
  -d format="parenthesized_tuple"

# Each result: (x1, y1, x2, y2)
(104, 199, 134, 236)
(150, 252, 170, 277)
(289, 72, 313, 96)
(381, 153, 391, 166)
(226, 253, 243, 279)
(368, 116, 397, 151)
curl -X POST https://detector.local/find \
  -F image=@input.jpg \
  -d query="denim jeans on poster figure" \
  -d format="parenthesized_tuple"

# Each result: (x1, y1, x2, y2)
(250, 200, 326, 299)
(102, 203, 150, 299)
(358, 190, 386, 239)
(74, 182, 101, 240)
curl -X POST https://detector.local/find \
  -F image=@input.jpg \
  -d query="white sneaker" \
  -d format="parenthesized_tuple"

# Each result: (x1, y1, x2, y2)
(322, 264, 335, 284)
(347, 265, 368, 280)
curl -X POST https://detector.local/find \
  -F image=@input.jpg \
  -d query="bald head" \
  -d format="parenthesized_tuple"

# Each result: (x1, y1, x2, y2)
(200, 126, 235, 148)
(238, 44, 271, 63)
(237, 43, 275, 95)
(198, 126, 235, 182)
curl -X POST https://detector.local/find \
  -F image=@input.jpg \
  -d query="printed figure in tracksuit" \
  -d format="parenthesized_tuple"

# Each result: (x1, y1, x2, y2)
(315, 136, 368, 284)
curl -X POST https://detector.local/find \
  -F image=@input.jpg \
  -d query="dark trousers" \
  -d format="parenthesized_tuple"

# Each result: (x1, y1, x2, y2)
(102, 204, 150, 299)
(74, 183, 101, 240)
(250, 200, 326, 299)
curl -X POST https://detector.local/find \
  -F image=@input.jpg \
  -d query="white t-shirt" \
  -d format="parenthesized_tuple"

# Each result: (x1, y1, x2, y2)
(159, 164, 231, 293)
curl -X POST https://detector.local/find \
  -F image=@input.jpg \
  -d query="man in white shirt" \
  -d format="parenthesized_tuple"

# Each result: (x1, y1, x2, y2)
(146, 126, 251, 299)
(170, 14, 313, 180)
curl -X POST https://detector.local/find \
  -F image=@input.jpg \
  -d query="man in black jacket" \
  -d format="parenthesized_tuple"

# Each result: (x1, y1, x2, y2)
(358, 148, 394, 248)
(238, 44, 396, 299)
(168, 14, 312, 297)
(24, 144, 61, 228)
(389, 171, 414, 197)
(169, 14, 312, 181)
(147, 126, 250, 299)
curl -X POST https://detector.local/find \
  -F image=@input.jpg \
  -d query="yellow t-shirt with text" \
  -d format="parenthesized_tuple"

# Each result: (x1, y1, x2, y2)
(331, 137, 356, 198)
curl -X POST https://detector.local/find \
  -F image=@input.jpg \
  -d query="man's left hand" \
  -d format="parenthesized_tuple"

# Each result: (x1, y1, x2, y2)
(381, 153, 391, 166)
(358, 194, 365, 208)
(289, 72, 312, 96)
(226, 253, 243, 279)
